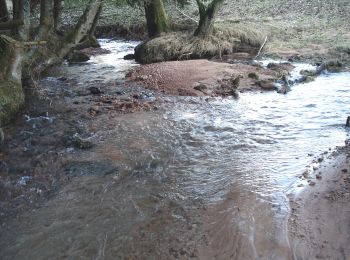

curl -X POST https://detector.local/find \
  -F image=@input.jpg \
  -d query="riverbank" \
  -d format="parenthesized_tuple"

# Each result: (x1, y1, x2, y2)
(0, 37, 349, 259)
(59, 0, 350, 66)
(289, 144, 350, 259)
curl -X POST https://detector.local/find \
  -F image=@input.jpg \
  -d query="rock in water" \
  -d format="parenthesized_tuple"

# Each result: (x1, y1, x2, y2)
(230, 76, 240, 89)
(89, 86, 103, 95)
(124, 54, 135, 60)
(73, 134, 93, 149)
(346, 116, 350, 127)
(67, 51, 90, 63)
(0, 128, 4, 144)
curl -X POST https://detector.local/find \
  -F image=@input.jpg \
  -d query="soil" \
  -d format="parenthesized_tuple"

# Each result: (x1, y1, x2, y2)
(288, 145, 350, 259)
(127, 59, 283, 96)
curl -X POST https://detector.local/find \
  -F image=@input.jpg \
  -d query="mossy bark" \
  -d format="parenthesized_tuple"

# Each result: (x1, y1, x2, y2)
(37, 0, 54, 39)
(53, 0, 63, 31)
(12, 0, 31, 41)
(194, 0, 224, 37)
(144, 0, 170, 38)
(0, 35, 25, 124)
(79, 2, 102, 48)
(60, 0, 102, 58)
(0, 0, 9, 22)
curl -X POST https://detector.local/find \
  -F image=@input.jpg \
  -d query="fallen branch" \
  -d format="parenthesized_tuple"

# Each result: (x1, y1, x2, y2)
(254, 36, 268, 59)
(0, 19, 24, 30)
(175, 6, 198, 24)
(22, 41, 47, 46)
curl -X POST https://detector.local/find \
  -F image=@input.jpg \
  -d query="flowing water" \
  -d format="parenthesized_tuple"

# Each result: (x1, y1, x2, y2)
(1, 39, 349, 259)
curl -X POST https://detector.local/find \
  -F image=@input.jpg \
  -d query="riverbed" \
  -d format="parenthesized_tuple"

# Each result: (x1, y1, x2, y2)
(0, 39, 349, 259)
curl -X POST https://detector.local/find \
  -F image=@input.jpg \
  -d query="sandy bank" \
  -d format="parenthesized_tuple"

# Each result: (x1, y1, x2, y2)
(127, 59, 283, 96)
(288, 144, 350, 259)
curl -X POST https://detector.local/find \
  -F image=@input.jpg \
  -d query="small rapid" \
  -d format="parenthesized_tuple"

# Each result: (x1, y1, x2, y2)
(1, 39, 349, 259)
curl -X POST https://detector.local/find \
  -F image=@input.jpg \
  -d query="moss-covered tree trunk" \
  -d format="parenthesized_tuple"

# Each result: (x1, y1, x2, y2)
(59, 0, 102, 58)
(0, 0, 9, 22)
(78, 2, 102, 49)
(0, 0, 103, 126)
(53, 0, 63, 31)
(194, 0, 224, 37)
(36, 0, 54, 39)
(144, 0, 169, 38)
(0, 35, 25, 124)
(12, 0, 31, 40)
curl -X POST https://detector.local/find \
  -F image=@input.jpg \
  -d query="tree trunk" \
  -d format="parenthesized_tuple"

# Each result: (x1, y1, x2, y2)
(0, 19, 23, 30)
(12, 0, 30, 40)
(59, 0, 102, 58)
(0, 0, 9, 22)
(144, 0, 169, 38)
(0, 35, 25, 124)
(53, 0, 63, 31)
(37, 0, 54, 39)
(78, 2, 102, 48)
(194, 0, 224, 37)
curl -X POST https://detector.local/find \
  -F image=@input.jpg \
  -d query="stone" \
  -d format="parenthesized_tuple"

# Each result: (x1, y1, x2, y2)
(73, 134, 93, 149)
(257, 80, 277, 90)
(267, 62, 295, 72)
(346, 116, 350, 127)
(230, 76, 240, 89)
(65, 161, 118, 177)
(89, 86, 103, 95)
(124, 54, 135, 60)
(248, 72, 259, 80)
(194, 84, 207, 92)
(67, 51, 90, 63)
(319, 60, 343, 73)
(0, 128, 4, 144)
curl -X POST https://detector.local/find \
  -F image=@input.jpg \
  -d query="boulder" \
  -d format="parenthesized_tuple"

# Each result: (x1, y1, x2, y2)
(124, 54, 135, 60)
(67, 50, 90, 63)
(257, 80, 277, 90)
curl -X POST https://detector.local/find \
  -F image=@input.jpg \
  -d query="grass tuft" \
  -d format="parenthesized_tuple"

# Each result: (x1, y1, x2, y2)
(135, 25, 266, 64)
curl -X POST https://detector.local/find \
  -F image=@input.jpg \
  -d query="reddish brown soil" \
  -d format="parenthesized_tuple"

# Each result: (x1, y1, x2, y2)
(289, 145, 350, 259)
(127, 59, 281, 96)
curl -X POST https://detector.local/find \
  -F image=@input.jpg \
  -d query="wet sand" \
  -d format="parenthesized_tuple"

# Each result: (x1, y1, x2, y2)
(288, 144, 350, 259)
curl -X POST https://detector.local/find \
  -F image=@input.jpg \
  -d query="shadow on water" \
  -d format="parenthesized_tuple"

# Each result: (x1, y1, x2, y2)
(0, 39, 349, 259)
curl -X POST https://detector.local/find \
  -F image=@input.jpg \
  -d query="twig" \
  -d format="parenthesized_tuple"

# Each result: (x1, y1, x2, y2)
(175, 6, 199, 24)
(179, 52, 192, 60)
(254, 36, 268, 60)
(22, 41, 47, 46)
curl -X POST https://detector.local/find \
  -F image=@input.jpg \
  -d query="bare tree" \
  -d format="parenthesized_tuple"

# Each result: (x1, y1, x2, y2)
(194, 0, 225, 37)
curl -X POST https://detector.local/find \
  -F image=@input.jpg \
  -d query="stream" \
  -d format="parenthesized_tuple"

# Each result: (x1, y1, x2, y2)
(0, 39, 349, 259)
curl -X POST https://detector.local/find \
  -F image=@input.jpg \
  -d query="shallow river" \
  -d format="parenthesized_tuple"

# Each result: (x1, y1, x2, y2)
(1, 39, 349, 259)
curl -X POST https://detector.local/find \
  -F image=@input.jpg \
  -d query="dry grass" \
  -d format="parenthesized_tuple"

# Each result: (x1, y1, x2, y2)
(135, 26, 266, 64)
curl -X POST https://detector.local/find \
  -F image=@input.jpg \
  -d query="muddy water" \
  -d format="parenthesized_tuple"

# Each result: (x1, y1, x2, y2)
(1, 40, 350, 259)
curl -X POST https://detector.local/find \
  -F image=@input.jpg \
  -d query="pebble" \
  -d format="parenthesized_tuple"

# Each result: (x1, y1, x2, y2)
(309, 181, 316, 186)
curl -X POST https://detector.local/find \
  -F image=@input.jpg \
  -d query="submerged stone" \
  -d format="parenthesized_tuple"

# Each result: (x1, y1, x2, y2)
(65, 161, 118, 177)
(73, 134, 93, 149)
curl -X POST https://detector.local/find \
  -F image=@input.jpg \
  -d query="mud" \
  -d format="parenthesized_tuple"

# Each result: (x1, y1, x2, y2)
(288, 145, 350, 260)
